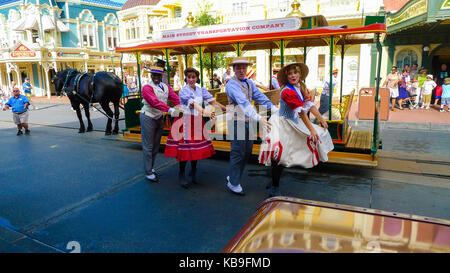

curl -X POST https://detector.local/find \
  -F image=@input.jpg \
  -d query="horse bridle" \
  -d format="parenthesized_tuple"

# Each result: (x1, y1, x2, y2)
(61, 69, 76, 95)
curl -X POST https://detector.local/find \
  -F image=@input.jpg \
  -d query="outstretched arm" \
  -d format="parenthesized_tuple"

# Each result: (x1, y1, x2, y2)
(309, 105, 328, 128)
(300, 111, 319, 142)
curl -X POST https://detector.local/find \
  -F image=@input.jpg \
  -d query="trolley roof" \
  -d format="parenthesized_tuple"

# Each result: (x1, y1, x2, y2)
(116, 22, 386, 56)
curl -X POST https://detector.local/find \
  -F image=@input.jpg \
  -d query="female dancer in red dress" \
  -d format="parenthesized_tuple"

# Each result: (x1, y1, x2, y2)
(164, 68, 226, 188)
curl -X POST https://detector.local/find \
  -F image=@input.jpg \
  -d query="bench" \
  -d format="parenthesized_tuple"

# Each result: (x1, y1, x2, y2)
(326, 89, 355, 147)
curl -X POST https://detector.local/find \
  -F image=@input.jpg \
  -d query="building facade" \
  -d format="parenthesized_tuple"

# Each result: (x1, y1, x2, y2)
(380, 0, 450, 82)
(0, 0, 122, 97)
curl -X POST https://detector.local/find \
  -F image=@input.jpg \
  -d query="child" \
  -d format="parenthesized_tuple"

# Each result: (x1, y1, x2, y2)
(415, 68, 428, 107)
(421, 75, 437, 110)
(440, 78, 450, 112)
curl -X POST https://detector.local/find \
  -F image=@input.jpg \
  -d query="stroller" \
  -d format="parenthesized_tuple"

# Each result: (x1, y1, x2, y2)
(405, 82, 420, 110)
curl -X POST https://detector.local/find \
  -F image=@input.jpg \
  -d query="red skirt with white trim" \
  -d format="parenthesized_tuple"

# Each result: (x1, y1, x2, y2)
(164, 115, 216, 161)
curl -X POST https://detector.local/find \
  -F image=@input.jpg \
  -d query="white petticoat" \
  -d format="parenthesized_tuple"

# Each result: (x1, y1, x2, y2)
(258, 113, 334, 168)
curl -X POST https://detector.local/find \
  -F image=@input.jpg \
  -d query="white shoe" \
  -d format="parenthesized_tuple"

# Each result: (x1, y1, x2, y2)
(426, 106, 430, 110)
(420, 106, 424, 109)
(440, 109, 445, 112)
(145, 174, 157, 182)
(226, 176, 244, 195)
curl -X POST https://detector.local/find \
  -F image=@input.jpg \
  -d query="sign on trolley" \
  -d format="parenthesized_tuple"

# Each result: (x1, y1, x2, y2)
(153, 17, 302, 42)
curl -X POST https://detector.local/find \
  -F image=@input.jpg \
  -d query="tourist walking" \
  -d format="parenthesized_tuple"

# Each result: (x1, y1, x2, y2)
(2, 87, 31, 135)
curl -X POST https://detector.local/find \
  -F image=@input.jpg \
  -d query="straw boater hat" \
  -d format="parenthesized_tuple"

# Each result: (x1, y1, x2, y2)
(277, 62, 309, 86)
(444, 78, 450, 85)
(229, 57, 252, 67)
(149, 66, 165, 74)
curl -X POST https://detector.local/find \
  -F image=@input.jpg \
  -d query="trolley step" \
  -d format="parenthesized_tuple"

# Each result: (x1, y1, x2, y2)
(117, 133, 377, 167)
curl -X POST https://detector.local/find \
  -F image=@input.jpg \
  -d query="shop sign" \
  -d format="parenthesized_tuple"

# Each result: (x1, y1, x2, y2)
(57, 52, 82, 58)
(153, 17, 302, 43)
(11, 44, 36, 58)
(386, 0, 427, 27)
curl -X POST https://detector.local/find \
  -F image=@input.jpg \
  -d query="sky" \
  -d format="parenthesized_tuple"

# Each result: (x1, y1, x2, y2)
(114, 0, 127, 3)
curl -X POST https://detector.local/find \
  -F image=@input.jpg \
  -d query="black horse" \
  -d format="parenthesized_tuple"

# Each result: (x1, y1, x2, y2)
(52, 69, 123, 135)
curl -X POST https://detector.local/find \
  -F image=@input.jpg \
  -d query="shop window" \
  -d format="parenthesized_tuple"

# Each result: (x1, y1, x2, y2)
(278, 0, 290, 12)
(106, 26, 118, 49)
(232, 2, 248, 13)
(396, 50, 418, 71)
(81, 24, 88, 46)
(31, 30, 39, 43)
(88, 25, 95, 47)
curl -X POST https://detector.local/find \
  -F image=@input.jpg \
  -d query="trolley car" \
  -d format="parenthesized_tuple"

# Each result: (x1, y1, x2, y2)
(115, 13, 386, 167)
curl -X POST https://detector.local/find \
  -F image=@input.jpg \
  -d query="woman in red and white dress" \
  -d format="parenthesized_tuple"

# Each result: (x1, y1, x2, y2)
(259, 63, 333, 197)
(164, 68, 226, 188)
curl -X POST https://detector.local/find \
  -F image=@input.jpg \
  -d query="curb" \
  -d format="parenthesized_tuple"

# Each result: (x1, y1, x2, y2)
(349, 120, 450, 132)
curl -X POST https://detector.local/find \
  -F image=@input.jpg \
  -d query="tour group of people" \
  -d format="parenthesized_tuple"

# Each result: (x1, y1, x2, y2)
(383, 63, 450, 112)
(139, 57, 334, 197)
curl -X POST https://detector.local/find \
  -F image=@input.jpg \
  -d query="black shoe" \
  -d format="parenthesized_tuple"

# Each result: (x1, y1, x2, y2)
(17, 130, 23, 135)
(25, 129, 30, 135)
(268, 186, 281, 197)
(189, 169, 198, 184)
(179, 173, 188, 188)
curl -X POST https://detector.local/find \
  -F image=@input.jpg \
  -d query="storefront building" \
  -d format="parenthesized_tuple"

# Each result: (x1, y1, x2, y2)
(379, 0, 450, 81)
(0, 0, 122, 97)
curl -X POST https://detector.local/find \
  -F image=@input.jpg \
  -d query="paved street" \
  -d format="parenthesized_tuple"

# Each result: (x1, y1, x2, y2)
(0, 101, 449, 252)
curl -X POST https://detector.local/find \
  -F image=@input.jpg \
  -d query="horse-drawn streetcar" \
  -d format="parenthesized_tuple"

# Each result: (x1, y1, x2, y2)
(115, 12, 386, 167)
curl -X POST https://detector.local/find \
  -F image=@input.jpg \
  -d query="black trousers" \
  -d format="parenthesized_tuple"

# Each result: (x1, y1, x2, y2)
(271, 161, 284, 187)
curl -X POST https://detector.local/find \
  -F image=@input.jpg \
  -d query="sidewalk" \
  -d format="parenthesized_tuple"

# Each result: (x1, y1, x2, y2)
(348, 100, 450, 131)
(32, 96, 71, 104)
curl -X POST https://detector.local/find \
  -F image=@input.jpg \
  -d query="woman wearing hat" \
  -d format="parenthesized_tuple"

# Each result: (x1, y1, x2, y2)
(259, 63, 333, 197)
(141, 66, 181, 182)
(164, 67, 226, 188)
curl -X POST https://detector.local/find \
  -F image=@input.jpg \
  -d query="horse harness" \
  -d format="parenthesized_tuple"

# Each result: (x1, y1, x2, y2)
(62, 70, 95, 103)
